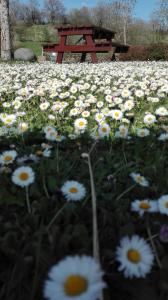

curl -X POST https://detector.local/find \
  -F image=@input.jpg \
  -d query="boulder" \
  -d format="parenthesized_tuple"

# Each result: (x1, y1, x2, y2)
(14, 48, 35, 61)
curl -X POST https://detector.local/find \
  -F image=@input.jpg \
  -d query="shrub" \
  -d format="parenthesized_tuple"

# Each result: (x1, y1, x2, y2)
(148, 43, 168, 61)
(120, 44, 168, 61)
(120, 45, 150, 61)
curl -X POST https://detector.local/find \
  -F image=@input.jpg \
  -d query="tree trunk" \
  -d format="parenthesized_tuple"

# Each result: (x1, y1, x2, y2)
(0, 0, 11, 60)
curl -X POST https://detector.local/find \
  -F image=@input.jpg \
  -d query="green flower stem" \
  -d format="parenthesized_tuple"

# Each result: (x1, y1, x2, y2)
(87, 144, 104, 300)
(42, 172, 50, 199)
(25, 186, 31, 214)
(116, 184, 137, 202)
(46, 202, 68, 231)
(146, 216, 162, 269)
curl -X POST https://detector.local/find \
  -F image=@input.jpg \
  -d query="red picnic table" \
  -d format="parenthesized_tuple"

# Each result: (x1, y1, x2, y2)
(43, 26, 129, 63)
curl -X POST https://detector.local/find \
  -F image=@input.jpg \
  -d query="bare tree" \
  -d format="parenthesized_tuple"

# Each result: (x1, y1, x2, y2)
(150, 0, 168, 42)
(24, 0, 41, 24)
(9, 0, 27, 24)
(68, 6, 92, 26)
(115, 0, 136, 44)
(44, 0, 65, 24)
(0, 0, 11, 60)
(92, 1, 107, 27)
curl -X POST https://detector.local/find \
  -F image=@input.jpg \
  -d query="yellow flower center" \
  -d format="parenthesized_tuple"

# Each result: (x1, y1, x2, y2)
(19, 172, 29, 181)
(139, 202, 150, 210)
(140, 131, 145, 136)
(102, 127, 107, 132)
(64, 275, 88, 296)
(120, 128, 126, 133)
(127, 249, 141, 263)
(136, 175, 143, 183)
(36, 150, 43, 156)
(5, 118, 12, 123)
(69, 187, 78, 193)
(79, 121, 84, 127)
(164, 201, 168, 209)
(114, 112, 119, 117)
(4, 155, 13, 162)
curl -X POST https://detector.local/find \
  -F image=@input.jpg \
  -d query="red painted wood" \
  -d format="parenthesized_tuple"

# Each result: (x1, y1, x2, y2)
(56, 35, 67, 63)
(57, 52, 64, 63)
(85, 35, 98, 63)
(44, 45, 111, 52)
(42, 26, 129, 63)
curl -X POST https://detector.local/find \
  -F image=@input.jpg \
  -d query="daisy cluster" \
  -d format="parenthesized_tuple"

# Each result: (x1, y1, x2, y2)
(1, 61, 168, 299)
(0, 61, 168, 140)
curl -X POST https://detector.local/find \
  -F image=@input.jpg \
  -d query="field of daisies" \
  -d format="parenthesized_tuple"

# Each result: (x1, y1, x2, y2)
(1, 61, 168, 300)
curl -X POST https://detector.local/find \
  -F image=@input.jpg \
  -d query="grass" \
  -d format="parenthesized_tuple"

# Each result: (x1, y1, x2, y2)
(1, 61, 168, 300)
(15, 41, 43, 57)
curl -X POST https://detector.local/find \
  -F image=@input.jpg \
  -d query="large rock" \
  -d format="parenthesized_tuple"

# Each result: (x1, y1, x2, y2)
(14, 48, 35, 61)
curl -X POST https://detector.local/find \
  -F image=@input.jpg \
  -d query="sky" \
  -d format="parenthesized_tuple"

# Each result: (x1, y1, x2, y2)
(62, 0, 158, 20)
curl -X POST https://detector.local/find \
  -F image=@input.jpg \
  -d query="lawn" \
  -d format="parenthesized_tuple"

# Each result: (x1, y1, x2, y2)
(0, 61, 168, 300)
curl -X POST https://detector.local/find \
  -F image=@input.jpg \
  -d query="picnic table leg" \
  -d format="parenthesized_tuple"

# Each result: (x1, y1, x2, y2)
(56, 35, 67, 63)
(57, 52, 64, 63)
(80, 52, 87, 62)
(85, 35, 98, 63)
(91, 53, 98, 63)
(111, 47, 117, 61)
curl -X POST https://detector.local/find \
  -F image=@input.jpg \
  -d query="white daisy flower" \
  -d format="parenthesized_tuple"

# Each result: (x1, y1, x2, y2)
(97, 101, 104, 108)
(48, 114, 56, 120)
(105, 95, 112, 103)
(136, 128, 150, 137)
(45, 130, 58, 141)
(44, 126, 56, 134)
(44, 255, 105, 300)
(144, 114, 156, 125)
(0, 150, 17, 165)
(101, 108, 110, 116)
(116, 235, 154, 278)
(155, 107, 168, 116)
(12, 166, 35, 187)
(74, 118, 87, 132)
(158, 133, 168, 141)
(158, 195, 168, 215)
(1, 114, 17, 126)
(162, 125, 168, 132)
(130, 172, 149, 187)
(124, 100, 135, 111)
(70, 86, 78, 94)
(135, 90, 144, 98)
(131, 199, 158, 216)
(121, 89, 131, 98)
(69, 108, 80, 116)
(81, 111, 90, 118)
(61, 180, 86, 201)
(74, 100, 84, 108)
(119, 125, 128, 136)
(18, 122, 29, 133)
(43, 149, 51, 157)
(98, 123, 110, 138)
(94, 113, 105, 123)
(39, 101, 50, 111)
(110, 110, 123, 121)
